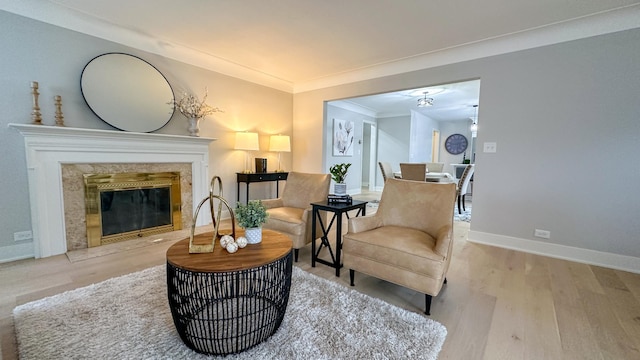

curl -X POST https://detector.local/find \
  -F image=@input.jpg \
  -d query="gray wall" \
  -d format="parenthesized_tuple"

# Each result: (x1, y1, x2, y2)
(0, 12, 292, 262)
(325, 104, 375, 193)
(3, 10, 639, 270)
(294, 28, 640, 270)
(376, 116, 411, 187)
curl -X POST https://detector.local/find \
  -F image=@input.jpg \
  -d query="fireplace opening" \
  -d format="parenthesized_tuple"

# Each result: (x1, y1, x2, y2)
(84, 172, 182, 247)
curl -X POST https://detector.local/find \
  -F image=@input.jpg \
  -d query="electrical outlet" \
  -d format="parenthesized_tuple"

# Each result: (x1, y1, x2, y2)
(483, 142, 497, 153)
(534, 229, 551, 239)
(14, 230, 33, 241)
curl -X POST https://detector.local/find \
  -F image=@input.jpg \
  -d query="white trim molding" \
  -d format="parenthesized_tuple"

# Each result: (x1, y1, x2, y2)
(468, 230, 640, 275)
(0, 242, 37, 264)
(2, 1, 638, 93)
(9, 124, 216, 258)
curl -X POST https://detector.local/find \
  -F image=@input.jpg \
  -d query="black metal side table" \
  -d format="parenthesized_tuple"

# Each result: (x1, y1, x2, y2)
(311, 200, 367, 277)
(166, 229, 293, 355)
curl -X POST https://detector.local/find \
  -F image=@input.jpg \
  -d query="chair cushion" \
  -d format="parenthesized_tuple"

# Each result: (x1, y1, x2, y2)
(343, 225, 445, 275)
(265, 207, 305, 236)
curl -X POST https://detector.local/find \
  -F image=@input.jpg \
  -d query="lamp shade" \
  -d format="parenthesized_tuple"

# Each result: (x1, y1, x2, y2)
(235, 132, 259, 151)
(269, 135, 291, 152)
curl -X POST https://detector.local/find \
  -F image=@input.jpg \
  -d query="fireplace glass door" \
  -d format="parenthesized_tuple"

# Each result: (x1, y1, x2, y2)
(84, 172, 182, 247)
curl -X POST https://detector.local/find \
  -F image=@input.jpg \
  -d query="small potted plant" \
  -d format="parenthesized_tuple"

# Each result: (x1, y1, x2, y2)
(235, 200, 269, 244)
(329, 163, 351, 195)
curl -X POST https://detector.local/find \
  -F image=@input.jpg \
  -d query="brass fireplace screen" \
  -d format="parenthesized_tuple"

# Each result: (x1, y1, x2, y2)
(84, 172, 182, 247)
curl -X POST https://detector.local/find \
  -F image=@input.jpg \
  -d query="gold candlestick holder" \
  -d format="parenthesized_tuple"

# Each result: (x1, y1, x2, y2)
(31, 81, 42, 125)
(54, 95, 65, 126)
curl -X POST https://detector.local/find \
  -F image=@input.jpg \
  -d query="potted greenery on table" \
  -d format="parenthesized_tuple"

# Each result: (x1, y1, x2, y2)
(329, 163, 351, 195)
(235, 200, 268, 244)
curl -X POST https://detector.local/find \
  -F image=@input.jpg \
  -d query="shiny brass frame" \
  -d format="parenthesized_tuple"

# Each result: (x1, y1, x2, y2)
(84, 172, 182, 247)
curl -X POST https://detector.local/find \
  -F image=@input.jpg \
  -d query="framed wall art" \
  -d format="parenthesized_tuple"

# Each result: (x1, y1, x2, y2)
(333, 118, 354, 156)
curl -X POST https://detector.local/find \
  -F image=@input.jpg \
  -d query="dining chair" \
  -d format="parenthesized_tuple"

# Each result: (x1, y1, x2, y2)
(378, 161, 400, 182)
(399, 163, 427, 181)
(425, 162, 445, 173)
(456, 164, 475, 214)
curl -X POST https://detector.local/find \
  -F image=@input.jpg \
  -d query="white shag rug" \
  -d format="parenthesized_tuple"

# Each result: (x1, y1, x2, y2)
(14, 265, 447, 360)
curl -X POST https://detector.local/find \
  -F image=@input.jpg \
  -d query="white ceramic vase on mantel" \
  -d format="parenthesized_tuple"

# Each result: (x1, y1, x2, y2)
(188, 117, 201, 137)
(245, 227, 262, 244)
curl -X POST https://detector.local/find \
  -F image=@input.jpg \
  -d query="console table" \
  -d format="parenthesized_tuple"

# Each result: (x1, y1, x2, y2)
(310, 200, 367, 277)
(166, 229, 293, 355)
(237, 172, 288, 203)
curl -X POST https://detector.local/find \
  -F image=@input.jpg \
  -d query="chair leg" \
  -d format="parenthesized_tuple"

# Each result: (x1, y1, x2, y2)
(349, 269, 355, 286)
(425, 294, 432, 315)
(294, 249, 299, 262)
(462, 194, 466, 211)
(457, 194, 462, 214)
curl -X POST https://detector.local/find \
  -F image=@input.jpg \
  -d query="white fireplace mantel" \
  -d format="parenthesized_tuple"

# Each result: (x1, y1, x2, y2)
(9, 123, 216, 258)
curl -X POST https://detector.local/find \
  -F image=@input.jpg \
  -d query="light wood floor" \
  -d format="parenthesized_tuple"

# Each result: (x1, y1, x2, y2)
(2, 201, 640, 359)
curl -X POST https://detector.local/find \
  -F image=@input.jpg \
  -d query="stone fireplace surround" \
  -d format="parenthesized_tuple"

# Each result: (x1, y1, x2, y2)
(10, 124, 216, 258)
(62, 163, 191, 251)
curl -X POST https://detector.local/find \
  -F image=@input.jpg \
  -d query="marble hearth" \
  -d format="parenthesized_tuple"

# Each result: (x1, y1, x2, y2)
(10, 124, 216, 258)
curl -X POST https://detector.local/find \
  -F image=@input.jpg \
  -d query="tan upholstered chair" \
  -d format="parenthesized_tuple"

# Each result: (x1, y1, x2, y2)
(399, 163, 427, 181)
(378, 161, 400, 182)
(425, 162, 445, 173)
(456, 164, 475, 214)
(261, 172, 331, 262)
(343, 178, 456, 315)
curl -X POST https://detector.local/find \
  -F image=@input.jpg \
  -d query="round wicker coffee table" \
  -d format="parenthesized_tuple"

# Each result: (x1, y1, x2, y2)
(166, 229, 292, 355)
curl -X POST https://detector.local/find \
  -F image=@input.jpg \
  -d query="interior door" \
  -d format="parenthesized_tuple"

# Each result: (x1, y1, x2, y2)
(431, 130, 440, 162)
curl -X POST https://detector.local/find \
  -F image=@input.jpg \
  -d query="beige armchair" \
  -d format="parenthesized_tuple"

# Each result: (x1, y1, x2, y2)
(261, 172, 331, 262)
(343, 178, 456, 315)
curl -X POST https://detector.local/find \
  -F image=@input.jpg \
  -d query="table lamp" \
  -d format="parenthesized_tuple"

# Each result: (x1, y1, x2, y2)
(269, 135, 290, 172)
(235, 132, 259, 173)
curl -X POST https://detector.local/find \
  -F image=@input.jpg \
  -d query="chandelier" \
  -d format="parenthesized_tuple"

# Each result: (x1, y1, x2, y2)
(417, 92, 434, 107)
(470, 104, 478, 133)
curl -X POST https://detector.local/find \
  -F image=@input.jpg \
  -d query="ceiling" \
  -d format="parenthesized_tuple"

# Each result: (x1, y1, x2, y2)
(333, 79, 481, 122)
(3, 1, 639, 122)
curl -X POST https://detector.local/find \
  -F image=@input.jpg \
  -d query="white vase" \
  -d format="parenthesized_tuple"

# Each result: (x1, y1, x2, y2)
(187, 117, 200, 137)
(334, 183, 347, 195)
(245, 227, 262, 244)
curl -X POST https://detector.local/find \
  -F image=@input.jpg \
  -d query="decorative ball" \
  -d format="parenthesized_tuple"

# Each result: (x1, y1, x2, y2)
(220, 235, 234, 249)
(236, 236, 248, 248)
(226, 241, 239, 253)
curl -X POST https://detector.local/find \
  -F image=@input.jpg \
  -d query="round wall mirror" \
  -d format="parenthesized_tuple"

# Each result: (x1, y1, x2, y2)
(80, 53, 175, 132)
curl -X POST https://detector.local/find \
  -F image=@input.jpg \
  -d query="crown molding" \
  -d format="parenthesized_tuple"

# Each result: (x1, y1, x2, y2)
(329, 100, 378, 118)
(3, 1, 639, 94)
(293, 5, 640, 93)
(0, 0, 294, 92)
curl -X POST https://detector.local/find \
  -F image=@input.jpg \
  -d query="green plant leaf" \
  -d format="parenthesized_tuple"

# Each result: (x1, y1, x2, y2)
(235, 200, 268, 228)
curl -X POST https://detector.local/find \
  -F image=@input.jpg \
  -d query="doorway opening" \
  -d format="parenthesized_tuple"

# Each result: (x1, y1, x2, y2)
(324, 78, 480, 220)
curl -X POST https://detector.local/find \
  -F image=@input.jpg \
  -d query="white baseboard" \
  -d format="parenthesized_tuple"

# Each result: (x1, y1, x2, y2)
(468, 230, 640, 274)
(0, 242, 35, 264)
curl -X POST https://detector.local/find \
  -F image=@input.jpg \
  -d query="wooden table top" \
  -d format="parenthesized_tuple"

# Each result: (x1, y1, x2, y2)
(166, 229, 292, 273)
